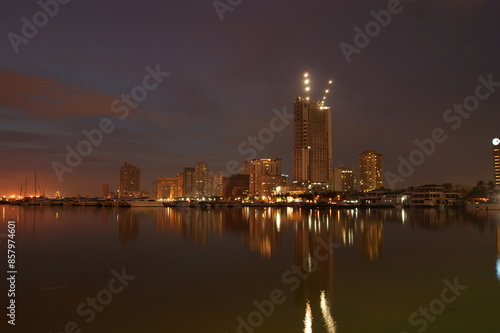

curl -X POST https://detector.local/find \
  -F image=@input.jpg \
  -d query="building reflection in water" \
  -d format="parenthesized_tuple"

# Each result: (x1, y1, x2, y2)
(117, 208, 139, 244)
(157, 208, 223, 246)
(242, 207, 283, 258)
(359, 210, 384, 261)
(293, 209, 339, 333)
(156, 207, 285, 256)
(114, 205, 500, 327)
(497, 222, 500, 282)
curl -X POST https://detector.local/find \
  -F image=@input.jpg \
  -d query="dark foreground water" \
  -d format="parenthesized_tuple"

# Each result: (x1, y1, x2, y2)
(1, 206, 499, 333)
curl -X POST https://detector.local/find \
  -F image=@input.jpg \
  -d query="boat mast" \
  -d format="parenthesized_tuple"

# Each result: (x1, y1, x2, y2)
(24, 176, 28, 197)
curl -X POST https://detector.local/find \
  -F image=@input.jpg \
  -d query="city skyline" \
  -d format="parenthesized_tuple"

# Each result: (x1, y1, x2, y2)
(0, 1, 499, 196)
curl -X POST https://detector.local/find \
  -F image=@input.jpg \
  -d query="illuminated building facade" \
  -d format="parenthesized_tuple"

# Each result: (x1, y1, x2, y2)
(293, 97, 333, 192)
(359, 150, 383, 192)
(194, 162, 209, 197)
(333, 165, 356, 193)
(157, 177, 180, 199)
(119, 162, 140, 198)
(493, 138, 500, 188)
(210, 174, 224, 197)
(243, 158, 287, 196)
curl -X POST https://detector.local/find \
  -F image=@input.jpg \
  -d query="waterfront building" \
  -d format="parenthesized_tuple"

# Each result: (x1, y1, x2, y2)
(409, 184, 464, 207)
(293, 96, 333, 192)
(210, 174, 224, 197)
(275, 185, 306, 195)
(333, 165, 356, 193)
(119, 162, 140, 198)
(157, 177, 180, 199)
(243, 158, 287, 196)
(359, 150, 383, 192)
(176, 173, 184, 197)
(194, 162, 209, 197)
(183, 167, 195, 198)
(359, 190, 409, 207)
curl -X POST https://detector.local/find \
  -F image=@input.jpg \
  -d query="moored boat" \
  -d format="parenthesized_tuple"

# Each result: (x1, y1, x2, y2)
(127, 198, 163, 207)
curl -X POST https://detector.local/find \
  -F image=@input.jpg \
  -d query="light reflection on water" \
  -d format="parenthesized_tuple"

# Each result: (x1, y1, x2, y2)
(1, 206, 499, 332)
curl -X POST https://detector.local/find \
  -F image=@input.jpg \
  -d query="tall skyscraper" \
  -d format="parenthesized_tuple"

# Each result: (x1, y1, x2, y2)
(194, 162, 209, 197)
(183, 167, 195, 198)
(493, 137, 500, 188)
(293, 96, 333, 192)
(244, 158, 287, 196)
(119, 162, 140, 198)
(359, 150, 383, 192)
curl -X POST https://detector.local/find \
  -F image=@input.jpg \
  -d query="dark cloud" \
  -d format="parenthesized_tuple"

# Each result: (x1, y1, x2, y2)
(0, 0, 499, 196)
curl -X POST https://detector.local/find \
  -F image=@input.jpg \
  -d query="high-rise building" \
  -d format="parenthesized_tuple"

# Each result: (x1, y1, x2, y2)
(183, 167, 195, 198)
(176, 173, 184, 197)
(293, 96, 333, 192)
(157, 177, 180, 199)
(194, 162, 209, 197)
(493, 137, 500, 189)
(333, 165, 356, 193)
(119, 162, 140, 198)
(210, 174, 224, 197)
(244, 158, 287, 196)
(359, 150, 383, 192)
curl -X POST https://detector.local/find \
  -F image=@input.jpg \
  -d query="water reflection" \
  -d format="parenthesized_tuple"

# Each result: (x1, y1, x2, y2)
(497, 222, 500, 282)
(243, 207, 282, 258)
(118, 209, 139, 244)
(360, 211, 384, 261)
(292, 209, 337, 332)
(158, 208, 224, 246)
(2, 205, 500, 332)
(302, 290, 337, 333)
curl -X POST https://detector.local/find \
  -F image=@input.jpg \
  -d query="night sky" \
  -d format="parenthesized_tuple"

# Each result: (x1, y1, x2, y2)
(0, 0, 499, 197)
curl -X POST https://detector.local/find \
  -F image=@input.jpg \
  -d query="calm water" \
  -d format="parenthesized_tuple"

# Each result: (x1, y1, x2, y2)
(1, 206, 499, 333)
